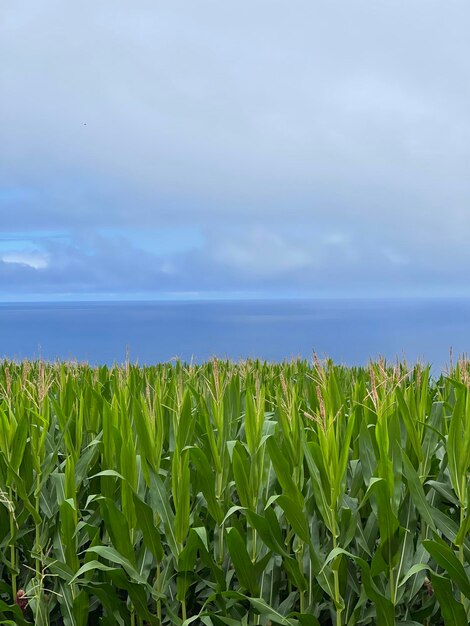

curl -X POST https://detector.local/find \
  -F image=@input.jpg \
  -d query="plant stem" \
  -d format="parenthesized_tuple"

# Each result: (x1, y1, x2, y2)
(459, 505, 469, 615)
(35, 486, 41, 579)
(218, 522, 225, 565)
(9, 488, 16, 599)
(155, 562, 162, 623)
(252, 526, 257, 562)
(332, 509, 343, 626)
(308, 558, 313, 610)
(333, 569, 342, 626)
(297, 541, 305, 614)
(332, 532, 342, 626)
(389, 565, 396, 606)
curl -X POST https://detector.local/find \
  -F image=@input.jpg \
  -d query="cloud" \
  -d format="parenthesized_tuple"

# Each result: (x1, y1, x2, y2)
(2, 252, 49, 270)
(1, 1, 470, 298)
(213, 230, 314, 278)
(0, 222, 470, 301)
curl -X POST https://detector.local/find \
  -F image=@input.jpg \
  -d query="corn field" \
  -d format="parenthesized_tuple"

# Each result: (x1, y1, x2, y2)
(0, 357, 469, 626)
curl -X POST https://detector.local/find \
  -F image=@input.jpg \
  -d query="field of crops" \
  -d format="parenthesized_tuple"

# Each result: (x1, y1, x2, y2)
(0, 358, 468, 625)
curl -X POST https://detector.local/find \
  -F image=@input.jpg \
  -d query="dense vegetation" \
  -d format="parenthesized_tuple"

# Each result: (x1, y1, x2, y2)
(0, 358, 468, 625)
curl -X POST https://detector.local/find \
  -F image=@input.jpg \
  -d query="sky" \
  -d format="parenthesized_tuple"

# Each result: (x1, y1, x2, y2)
(1, 1, 470, 301)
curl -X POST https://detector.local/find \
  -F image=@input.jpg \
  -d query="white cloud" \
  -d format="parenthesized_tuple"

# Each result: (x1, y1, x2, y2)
(2, 252, 49, 269)
(213, 230, 314, 278)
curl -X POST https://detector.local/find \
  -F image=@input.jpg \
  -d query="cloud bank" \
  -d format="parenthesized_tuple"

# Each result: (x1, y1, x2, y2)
(1, 1, 470, 299)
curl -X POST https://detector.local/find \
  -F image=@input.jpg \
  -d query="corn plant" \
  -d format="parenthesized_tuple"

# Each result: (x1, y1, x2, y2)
(0, 358, 468, 625)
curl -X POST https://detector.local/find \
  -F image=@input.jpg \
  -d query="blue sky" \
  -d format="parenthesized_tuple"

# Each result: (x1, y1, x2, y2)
(1, 1, 470, 301)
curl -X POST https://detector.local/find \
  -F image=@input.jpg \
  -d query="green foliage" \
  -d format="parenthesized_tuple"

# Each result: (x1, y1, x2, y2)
(0, 357, 468, 624)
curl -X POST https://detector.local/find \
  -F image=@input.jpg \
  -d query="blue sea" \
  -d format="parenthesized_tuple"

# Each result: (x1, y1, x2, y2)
(0, 299, 469, 372)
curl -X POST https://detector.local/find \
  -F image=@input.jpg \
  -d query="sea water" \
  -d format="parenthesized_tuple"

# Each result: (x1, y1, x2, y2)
(0, 298, 468, 372)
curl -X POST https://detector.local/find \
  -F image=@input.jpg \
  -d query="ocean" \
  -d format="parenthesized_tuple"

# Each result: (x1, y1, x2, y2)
(0, 298, 468, 372)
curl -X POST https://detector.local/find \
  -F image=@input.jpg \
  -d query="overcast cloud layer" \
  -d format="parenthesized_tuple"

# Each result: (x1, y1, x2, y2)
(1, 1, 470, 300)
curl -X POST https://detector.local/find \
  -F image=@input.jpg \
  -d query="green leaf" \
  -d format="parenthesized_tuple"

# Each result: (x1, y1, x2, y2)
(177, 528, 201, 601)
(84, 546, 146, 585)
(426, 480, 459, 507)
(283, 556, 307, 592)
(100, 498, 136, 567)
(0, 600, 29, 625)
(149, 469, 178, 557)
(423, 539, 470, 599)
(323, 548, 395, 626)
(226, 527, 259, 596)
(266, 436, 303, 506)
(303, 440, 333, 531)
(273, 495, 310, 545)
(107, 569, 159, 625)
(132, 492, 164, 561)
(72, 590, 89, 626)
(70, 560, 119, 584)
(89, 469, 125, 480)
(398, 563, 429, 588)
(213, 592, 298, 625)
(173, 448, 191, 546)
(190, 446, 224, 524)
(232, 441, 253, 509)
(245, 509, 288, 556)
(402, 453, 436, 531)
(455, 512, 470, 547)
(431, 571, 468, 626)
